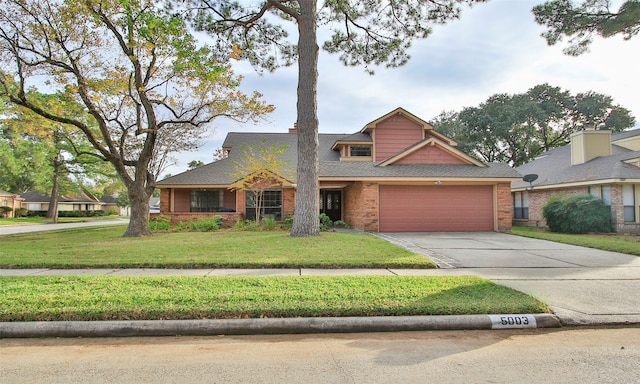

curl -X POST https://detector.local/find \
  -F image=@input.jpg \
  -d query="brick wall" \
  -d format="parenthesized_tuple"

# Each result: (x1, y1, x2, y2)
(343, 182, 379, 231)
(496, 182, 513, 231)
(159, 189, 170, 213)
(282, 188, 295, 218)
(151, 212, 243, 227)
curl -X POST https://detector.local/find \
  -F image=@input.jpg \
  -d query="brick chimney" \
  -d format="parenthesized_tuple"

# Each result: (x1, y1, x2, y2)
(288, 122, 298, 134)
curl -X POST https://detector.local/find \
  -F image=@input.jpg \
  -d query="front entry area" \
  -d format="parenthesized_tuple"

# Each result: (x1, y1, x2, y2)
(320, 190, 342, 222)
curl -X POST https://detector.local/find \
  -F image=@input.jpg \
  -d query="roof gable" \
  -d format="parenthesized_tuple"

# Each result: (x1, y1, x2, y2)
(360, 107, 456, 146)
(378, 137, 485, 167)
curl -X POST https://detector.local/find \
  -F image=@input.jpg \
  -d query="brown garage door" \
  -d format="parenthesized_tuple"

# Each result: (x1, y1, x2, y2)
(379, 185, 494, 232)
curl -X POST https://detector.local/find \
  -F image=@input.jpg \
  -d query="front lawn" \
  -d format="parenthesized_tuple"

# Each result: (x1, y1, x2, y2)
(0, 225, 436, 269)
(0, 275, 549, 321)
(511, 227, 640, 256)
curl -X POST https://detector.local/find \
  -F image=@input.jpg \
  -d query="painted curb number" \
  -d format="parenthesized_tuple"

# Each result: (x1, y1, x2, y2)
(489, 314, 537, 329)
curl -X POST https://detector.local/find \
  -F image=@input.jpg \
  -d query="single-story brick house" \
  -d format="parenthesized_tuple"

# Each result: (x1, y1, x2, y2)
(157, 108, 521, 232)
(0, 190, 24, 218)
(512, 128, 640, 233)
(19, 190, 104, 214)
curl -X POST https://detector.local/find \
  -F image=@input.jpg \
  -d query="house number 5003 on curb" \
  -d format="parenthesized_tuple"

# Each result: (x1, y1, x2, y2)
(489, 314, 537, 329)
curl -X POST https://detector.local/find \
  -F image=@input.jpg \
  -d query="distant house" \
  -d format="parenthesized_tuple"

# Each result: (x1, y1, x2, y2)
(19, 190, 103, 214)
(99, 194, 133, 216)
(157, 107, 521, 232)
(512, 128, 640, 233)
(0, 190, 24, 218)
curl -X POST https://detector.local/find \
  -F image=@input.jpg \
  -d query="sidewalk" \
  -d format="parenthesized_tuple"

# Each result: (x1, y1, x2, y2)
(2, 227, 639, 337)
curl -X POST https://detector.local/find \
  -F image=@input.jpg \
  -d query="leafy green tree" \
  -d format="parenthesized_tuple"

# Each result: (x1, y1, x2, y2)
(432, 84, 635, 166)
(0, 0, 273, 237)
(187, 160, 205, 169)
(174, 0, 484, 236)
(0, 123, 52, 194)
(533, 0, 640, 55)
(1, 94, 117, 223)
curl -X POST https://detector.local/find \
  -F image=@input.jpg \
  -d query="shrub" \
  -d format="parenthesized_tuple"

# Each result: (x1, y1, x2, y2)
(542, 194, 611, 234)
(149, 215, 171, 231)
(27, 210, 47, 217)
(188, 216, 223, 232)
(0, 206, 12, 218)
(319, 213, 333, 231)
(333, 220, 350, 229)
(107, 209, 119, 216)
(283, 216, 294, 230)
(14, 208, 27, 217)
(261, 217, 278, 230)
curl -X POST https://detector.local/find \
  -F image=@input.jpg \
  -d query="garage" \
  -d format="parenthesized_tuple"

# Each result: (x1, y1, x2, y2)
(379, 185, 494, 232)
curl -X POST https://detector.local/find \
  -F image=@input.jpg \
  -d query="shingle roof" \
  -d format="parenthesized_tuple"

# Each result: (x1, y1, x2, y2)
(159, 131, 520, 186)
(513, 129, 640, 189)
(19, 190, 101, 203)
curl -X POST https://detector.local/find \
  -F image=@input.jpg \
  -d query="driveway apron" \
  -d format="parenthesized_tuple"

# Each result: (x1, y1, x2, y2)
(376, 232, 640, 325)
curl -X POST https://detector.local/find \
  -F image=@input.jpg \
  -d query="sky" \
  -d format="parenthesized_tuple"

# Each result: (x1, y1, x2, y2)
(165, 0, 640, 176)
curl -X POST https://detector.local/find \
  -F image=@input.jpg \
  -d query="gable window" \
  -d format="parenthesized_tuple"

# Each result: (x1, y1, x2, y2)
(190, 190, 223, 212)
(623, 184, 636, 222)
(246, 189, 282, 221)
(349, 145, 371, 157)
(513, 191, 529, 220)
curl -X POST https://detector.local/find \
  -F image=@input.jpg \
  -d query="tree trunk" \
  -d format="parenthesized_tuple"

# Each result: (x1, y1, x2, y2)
(290, 0, 320, 237)
(47, 153, 60, 224)
(123, 180, 153, 237)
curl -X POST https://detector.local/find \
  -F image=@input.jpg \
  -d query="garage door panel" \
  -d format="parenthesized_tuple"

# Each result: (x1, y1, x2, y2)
(379, 185, 493, 232)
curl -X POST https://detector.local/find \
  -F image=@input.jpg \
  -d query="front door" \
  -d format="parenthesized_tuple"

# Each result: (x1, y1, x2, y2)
(320, 190, 342, 222)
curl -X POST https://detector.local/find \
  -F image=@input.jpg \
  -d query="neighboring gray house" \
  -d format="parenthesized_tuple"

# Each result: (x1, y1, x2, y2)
(512, 128, 640, 233)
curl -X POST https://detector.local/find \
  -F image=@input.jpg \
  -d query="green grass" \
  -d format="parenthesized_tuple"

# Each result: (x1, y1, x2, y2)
(0, 225, 436, 269)
(0, 275, 549, 321)
(0, 216, 123, 225)
(511, 227, 640, 256)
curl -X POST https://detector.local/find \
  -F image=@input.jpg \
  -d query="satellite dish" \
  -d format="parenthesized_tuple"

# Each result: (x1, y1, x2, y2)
(523, 174, 538, 183)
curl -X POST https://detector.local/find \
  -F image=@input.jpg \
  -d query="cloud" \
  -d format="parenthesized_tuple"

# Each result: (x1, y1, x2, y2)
(166, 0, 640, 175)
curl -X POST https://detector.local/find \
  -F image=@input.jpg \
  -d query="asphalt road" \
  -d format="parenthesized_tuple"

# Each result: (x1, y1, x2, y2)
(1, 328, 639, 383)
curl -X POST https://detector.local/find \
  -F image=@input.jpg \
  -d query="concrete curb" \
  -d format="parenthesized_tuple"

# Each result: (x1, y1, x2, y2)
(0, 314, 561, 338)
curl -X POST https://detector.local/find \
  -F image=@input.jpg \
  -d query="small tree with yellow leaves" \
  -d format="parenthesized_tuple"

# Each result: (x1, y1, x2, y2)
(229, 139, 293, 224)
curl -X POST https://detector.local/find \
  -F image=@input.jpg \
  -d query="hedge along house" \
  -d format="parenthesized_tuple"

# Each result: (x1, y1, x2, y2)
(512, 127, 640, 233)
(157, 108, 521, 232)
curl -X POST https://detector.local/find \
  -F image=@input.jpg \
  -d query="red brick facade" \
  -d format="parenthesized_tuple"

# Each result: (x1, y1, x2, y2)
(343, 182, 379, 231)
(496, 182, 513, 231)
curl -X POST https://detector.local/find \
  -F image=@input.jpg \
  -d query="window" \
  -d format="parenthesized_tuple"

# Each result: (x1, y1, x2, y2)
(190, 190, 223, 212)
(246, 189, 282, 221)
(349, 145, 371, 157)
(589, 186, 611, 206)
(513, 191, 529, 220)
(623, 184, 636, 222)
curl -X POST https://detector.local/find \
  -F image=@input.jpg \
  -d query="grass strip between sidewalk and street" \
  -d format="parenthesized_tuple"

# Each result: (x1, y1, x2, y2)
(0, 275, 549, 321)
(0, 226, 436, 269)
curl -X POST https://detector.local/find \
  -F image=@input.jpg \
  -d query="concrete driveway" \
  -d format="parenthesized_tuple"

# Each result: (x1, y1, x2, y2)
(376, 232, 640, 325)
